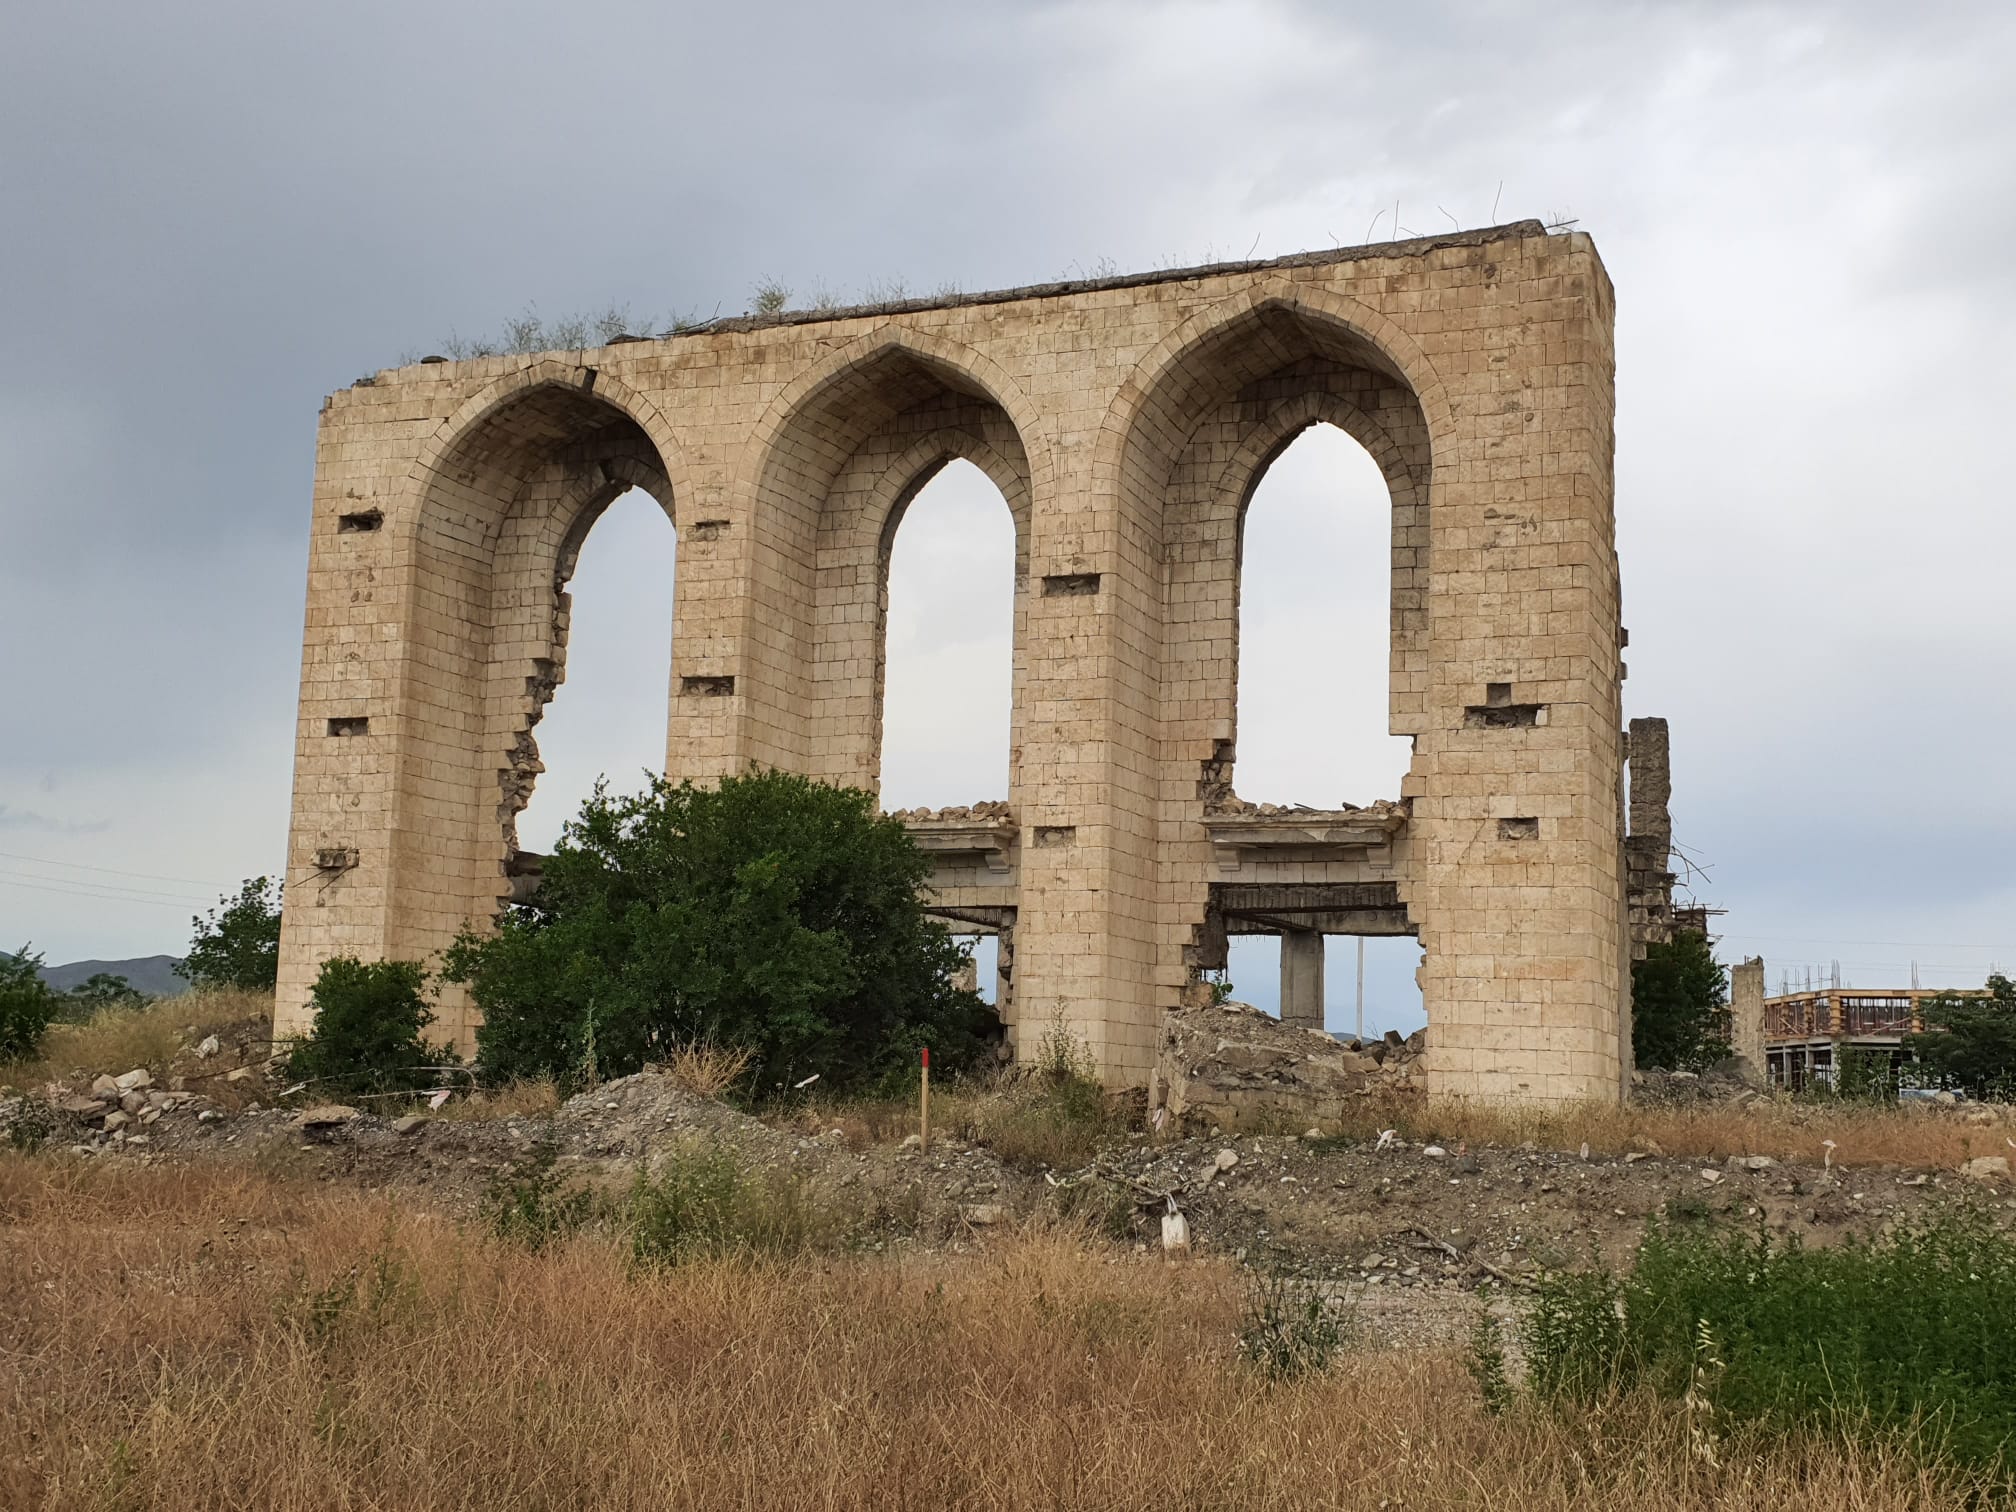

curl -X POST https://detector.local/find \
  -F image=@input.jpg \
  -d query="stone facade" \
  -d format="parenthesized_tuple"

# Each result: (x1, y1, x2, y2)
(278, 220, 1628, 1104)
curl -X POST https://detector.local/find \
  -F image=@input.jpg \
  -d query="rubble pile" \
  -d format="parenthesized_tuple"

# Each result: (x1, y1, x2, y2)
(1152, 999, 1425, 1135)
(883, 801, 1012, 822)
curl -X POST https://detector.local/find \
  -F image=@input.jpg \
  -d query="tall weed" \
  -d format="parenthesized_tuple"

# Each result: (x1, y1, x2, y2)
(1520, 1212, 2016, 1483)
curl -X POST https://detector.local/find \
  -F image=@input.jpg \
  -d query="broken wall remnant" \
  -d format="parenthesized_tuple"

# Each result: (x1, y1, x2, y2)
(1730, 956, 1766, 1076)
(1151, 999, 1424, 1134)
(1625, 716, 1677, 958)
(277, 220, 1628, 1105)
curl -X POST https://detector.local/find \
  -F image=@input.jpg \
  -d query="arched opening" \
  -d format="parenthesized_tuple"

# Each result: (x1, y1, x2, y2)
(1233, 422, 1413, 805)
(373, 374, 681, 1040)
(1114, 297, 1436, 1042)
(512, 487, 678, 853)
(877, 458, 1015, 810)
(744, 338, 1035, 1040)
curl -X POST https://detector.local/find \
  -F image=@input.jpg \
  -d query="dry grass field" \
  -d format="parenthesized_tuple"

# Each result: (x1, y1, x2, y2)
(0, 1152, 1985, 1512)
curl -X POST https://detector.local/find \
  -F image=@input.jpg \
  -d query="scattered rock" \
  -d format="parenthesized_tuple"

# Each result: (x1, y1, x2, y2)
(226, 1068, 255, 1084)
(56, 1096, 105, 1117)
(114, 1069, 153, 1093)
(1960, 1156, 2010, 1183)
(392, 1114, 428, 1136)
(89, 1075, 119, 1098)
(1623, 1151, 1652, 1165)
(1698, 1169, 1723, 1184)
(1214, 1148, 1240, 1174)
(119, 1091, 148, 1116)
(102, 1111, 131, 1133)
(195, 1035, 221, 1059)
(960, 1204, 1006, 1226)
(1422, 1145, 1448, 1159)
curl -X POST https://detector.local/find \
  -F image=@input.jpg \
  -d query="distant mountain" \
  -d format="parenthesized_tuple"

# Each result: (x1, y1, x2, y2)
(38, 955, 189, 998)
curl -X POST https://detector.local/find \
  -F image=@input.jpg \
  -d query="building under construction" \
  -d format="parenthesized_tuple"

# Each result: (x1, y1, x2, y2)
(1760, 987, 1960, 1090)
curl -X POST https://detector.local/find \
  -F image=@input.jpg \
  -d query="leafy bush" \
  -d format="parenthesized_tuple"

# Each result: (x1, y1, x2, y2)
(1906, 973, 2016, 1099)
(179, 877, 282, 991)
(0, 945, 60, 1063)
(1519, 1215, 2016, 1482)
(285, 957, 450, 1096)
(445, 770, 994, 1096)
(1631, 929, 1731, 1071)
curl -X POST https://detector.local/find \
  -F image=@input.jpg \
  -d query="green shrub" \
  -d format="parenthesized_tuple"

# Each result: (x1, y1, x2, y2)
(285, 957, 451, 1096)
(445, 769, 994, 1097)
(179, 877, 283, 991)
(0, 945, 61, 1063)
(625, 1142, 836, 1265)
(1239, 1270, 1345, 1379)
(483, 1138, 597, 1251)
(62, 973, 145, 1016)
(1520, 1215, 2016, 1482)
(962, 1010, 1118, 1169)
(1465, 1304, 1514, 1415)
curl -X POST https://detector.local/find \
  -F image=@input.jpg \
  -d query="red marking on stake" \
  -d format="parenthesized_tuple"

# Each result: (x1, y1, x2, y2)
(921, 1046, 931, 1068)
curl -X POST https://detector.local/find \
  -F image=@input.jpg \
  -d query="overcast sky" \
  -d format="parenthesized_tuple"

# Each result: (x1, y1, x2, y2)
(4, 1, 2013, 1033)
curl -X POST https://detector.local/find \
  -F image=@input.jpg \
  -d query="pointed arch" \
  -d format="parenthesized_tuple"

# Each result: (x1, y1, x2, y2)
(730, 325, 1046, 777)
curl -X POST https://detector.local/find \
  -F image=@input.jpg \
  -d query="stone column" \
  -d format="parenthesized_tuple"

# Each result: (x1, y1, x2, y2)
(1279, 929, 1327, 1031)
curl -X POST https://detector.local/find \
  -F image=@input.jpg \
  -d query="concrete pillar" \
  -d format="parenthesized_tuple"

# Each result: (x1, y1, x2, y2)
(1730, 956, 1766, 1082)
(1279, 930, 1326, 1031)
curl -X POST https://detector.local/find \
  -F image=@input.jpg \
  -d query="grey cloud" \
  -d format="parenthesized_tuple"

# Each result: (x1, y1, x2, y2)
(2, 0, 2011, 996)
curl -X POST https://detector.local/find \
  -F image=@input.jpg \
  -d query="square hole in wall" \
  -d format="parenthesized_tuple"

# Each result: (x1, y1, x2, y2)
(1464, 703, 1546, 730)
(1032, 825, 1077, 846)
(337, 508, 384, 533)
(326, 716, 369, 737)
(1041, 573, 1102, 597)
(679, 675, 736, 697)
(1485, 681, 1513, 707)
(1498, 816, 1539, 840)
(689, 519, 731, 542)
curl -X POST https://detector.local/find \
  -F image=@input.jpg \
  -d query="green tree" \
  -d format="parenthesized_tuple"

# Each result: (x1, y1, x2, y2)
(1, 945, 62, 1061)
(286, 957, 448, 1096)
(1905, 974, 2016, 1098)
(67, 973, 144, 1010)
(444, 769, 994, 1095)
(1632, 929, 1731, 1071)
(178, 877, 283, 991)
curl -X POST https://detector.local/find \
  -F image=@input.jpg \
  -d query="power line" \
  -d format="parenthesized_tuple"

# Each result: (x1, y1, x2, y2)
(0, 874, 209, 910)
(0, 848, 229, 890)
(0, 865, 211, 904)
(1718, 931, 2012, 952)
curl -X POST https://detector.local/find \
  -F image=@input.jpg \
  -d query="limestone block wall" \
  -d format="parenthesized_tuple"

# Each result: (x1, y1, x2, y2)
(277, 220, 1626, 1104)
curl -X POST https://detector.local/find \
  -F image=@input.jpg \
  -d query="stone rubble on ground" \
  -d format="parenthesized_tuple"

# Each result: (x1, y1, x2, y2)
(1150, 998, 1425, 1135)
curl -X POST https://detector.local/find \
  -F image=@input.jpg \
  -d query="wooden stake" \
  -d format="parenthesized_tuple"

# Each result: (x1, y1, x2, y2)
(920, 1046, 931, 1153)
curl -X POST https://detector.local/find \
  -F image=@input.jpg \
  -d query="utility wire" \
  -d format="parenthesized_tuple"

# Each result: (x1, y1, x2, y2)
(0, 849, 229, 890)
(0, 875, 209, 910)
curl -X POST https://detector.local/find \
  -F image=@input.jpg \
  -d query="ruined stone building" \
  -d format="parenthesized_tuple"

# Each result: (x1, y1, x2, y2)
(277, 220, 1665, 1105)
